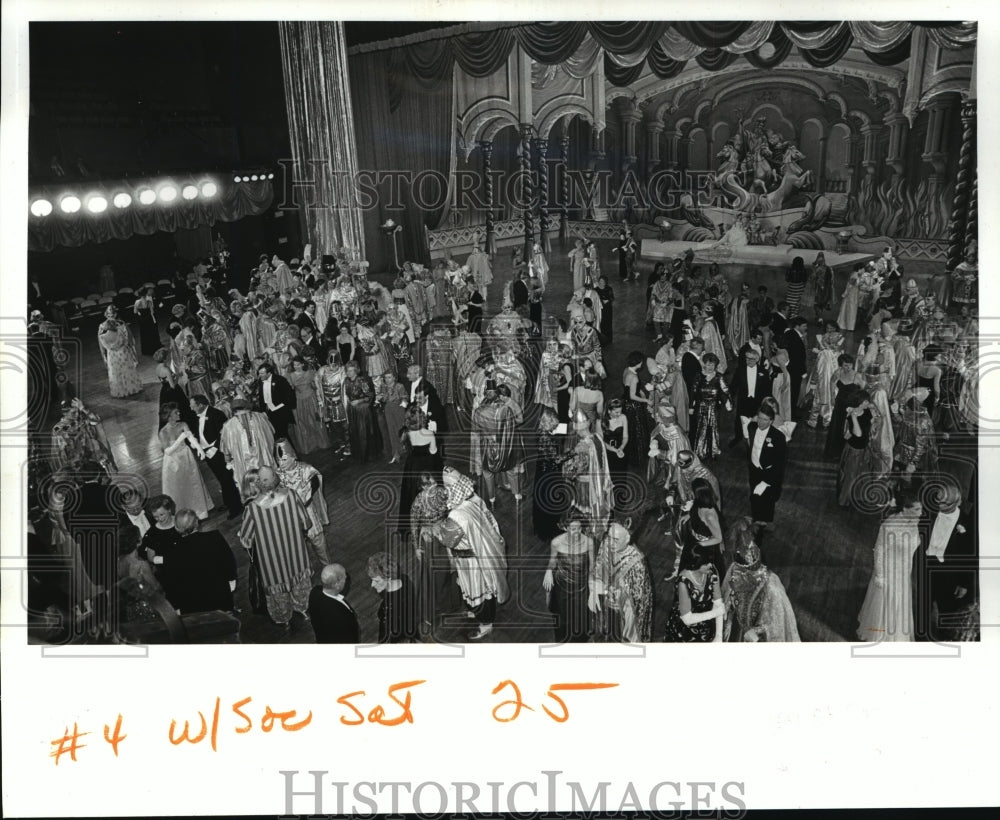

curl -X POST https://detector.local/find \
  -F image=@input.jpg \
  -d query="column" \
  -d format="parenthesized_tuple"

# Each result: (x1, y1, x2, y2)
(883, 113, 909, 175)
(533, 138, 550, 251)
(662, 129, 681, 170)
(946, 99, 976, 269)
(646, 121, 664, 168)
(921, 99, 951, 177)
(816, 135, 828, 192)
(520, 124, 535, 259)
(559, 131, 570, 246)
(479, 140, 496, 256)
(620, 104, 641, 176)
(860, 124, 883, 173)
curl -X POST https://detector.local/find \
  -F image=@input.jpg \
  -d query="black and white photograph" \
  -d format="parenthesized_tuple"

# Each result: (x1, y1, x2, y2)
(2, 2, 997, 816)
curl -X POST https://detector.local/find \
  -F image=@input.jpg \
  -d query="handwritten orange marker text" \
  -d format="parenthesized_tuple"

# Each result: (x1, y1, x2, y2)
(492, 681, 619, 723)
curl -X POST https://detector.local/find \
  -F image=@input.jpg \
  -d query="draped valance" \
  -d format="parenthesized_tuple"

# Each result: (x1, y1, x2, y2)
(28, 180, 273, 253)
(375, 21, 977, 88)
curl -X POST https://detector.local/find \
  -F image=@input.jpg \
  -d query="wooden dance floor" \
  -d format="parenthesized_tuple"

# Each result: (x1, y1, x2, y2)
(70, 243, 923, 643)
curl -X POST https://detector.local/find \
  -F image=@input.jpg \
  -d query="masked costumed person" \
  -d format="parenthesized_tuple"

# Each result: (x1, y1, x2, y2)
(431, 467, 510, 640)
(275, 438, 329, 564)
(562, 409, 615, 537)
(589, 521, 653, 643)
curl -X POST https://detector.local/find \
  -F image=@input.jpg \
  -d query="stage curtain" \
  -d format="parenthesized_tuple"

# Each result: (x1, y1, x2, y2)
(798, 25, 854, 68)
(587, 22, 669, 54)
(349, 51, 457, 270)
(655, 28, 704, 61)
(695, 48, 739, 71)
(673, 21, 752, 49)
(924, 22, 977, 49)
(513, 22, 588, 63)
(452, 28, 517, 76)
(604, 54, 645, 87)
(864, 38, 911, 66)
(562, 34, 604, 79)
(848, 21, 913, 52)
(723, 21, 774, 53)
(279, 21, 366, 261)
(647, 42, 688, 79)
(745, 26, 793, 69)
(28, 181, 273, 253)
(779, 21, 846, 49)
(402, 38, 454, 85)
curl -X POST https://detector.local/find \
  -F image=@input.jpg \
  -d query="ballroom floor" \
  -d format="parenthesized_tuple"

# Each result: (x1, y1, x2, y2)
(53, 239, 966, 644)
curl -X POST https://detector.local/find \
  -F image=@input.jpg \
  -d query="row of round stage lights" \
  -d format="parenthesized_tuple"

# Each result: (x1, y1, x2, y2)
(234, 173, 275, 182)
(30, 181, 220, 218)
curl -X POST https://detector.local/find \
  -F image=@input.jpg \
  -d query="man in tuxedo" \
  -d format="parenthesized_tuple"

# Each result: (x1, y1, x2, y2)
(781, 316, 809, 415)
(737, 328, 771, 372)
(190, 395, 243, 519)
(769, 301, 789, 340)
(308, 563, 359, 643)
(746, 403, 787, 529)
(255, 362, 296, 440)
(297, 324, 325, 369)
(728, 347, 772, 448)
(913, 485, 978, 642)
(406, 364, 448, 434)
(681, 336, 705, 400)
(161, 510, 237, 615)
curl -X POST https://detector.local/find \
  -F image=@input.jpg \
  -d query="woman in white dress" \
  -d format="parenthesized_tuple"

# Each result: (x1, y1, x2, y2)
(157, 402, 212, 520)
(97, 306, 142, 398)
(857, 487, 923, 642)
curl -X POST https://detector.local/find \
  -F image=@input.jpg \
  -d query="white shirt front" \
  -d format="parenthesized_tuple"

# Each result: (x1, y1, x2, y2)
(262, 377, 274, 409)
(410, 378, 422, 403)
(197, 411, 218, 458)
(751, 425, 768, 469)
(746, 365, 757, 397)
(927, 508, 960, 562)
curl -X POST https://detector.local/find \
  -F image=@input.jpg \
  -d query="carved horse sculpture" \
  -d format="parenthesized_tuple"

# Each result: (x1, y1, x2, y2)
(714, 143, 814, 213)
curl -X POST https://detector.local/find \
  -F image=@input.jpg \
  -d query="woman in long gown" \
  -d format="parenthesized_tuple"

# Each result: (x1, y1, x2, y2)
(802, 322, 844, 428)
(398, 406, 442, 536)
(603, 399, 629, 511)
(533, 408, 568, 540)
(380, 369, 409, 464)
(836, 390, 876, 508)
(769, 349, 796, 440)
(157, 403, 212, 520)
(531, 241, 550, 293)
(837, 269, 861, 332)
(621, 351, 652, 464)
(344, 360, 379, 463)
(533, 338, 561, 411)
(857, 487, 923, 642)
(287, 356, 330, 455)
(316, 349, 349, 456)
(543, 511, 595, 643)
(694, 304, 727, 371)
(554, 345, 574, 424)
(892, 391, 939, 478)
(97, 307, 142, 398)
(665, 543, 725, 642)
(275, 438, 329, 564)
(691, 353, 731, 460)
(152, 347, 191, 421)
(568, 239, 587, 292)
(722, 517, 800, 642)
(133, 287, 162, 356)
(811, 252, 834, 323)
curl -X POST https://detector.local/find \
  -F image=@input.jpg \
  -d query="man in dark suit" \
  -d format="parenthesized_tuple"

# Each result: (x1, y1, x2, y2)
(161, 510, 237, 614)
(308, 563, 360, 643)
(769, 301, 789, 340)
(746, 403, 787, 529)
(406, 364, 448, 434)
(190, 395, 243, 519)
(255, 362, 296, 441)
(728, 347, 772, 448)
(681, 336, 705, 400)
(297, 324, 326, 368)
(781, 316, 809, 415)
(737, 328, 771, 373)
(913, 486, 978, 642)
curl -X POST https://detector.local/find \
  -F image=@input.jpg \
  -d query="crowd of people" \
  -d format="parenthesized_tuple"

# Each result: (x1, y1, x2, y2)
(25, 227, 980, 644)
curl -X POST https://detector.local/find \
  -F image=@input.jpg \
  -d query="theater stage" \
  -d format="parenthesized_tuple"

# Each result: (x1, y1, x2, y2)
(640, 239, 874, 271)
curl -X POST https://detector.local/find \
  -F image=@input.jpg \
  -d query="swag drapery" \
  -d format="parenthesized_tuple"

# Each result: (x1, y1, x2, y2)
(369, 21, 977, 87)
(28, 180, 272, 253)
(279, 21, 367, 261)
(348, 51, 457, 273)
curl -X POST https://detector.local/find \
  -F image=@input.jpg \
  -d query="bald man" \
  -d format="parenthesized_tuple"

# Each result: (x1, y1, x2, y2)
(307, 563, 359, 643)
(159, 510, 237, 615)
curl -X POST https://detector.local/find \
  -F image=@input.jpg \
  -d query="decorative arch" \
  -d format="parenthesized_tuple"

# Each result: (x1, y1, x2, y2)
(536, 102, 593, 140)
(847, 108, 872, 128)
(462, 108, 521, 158)
(692, 99, 713, 127)
(709, 74, 830, 109)
(712, 120, 733, 145)
(747, 103, 796, 138)
(820, 92, 850, 119)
